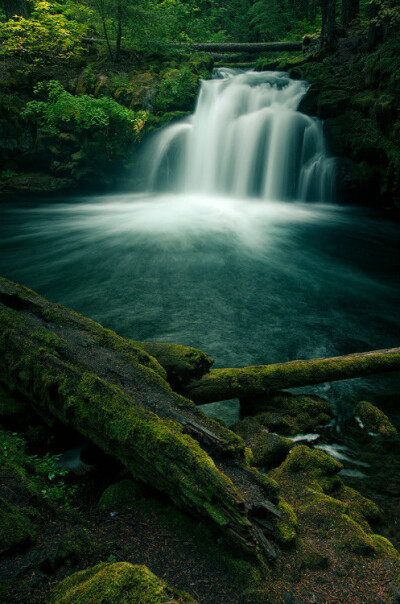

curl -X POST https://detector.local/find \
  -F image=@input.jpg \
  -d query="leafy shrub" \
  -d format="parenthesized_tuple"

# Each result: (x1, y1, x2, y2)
(23, 80, 148, 138)
(0, 1, 89, 63)
(153, 66, 199, 112)
(0, 429, 77, 509)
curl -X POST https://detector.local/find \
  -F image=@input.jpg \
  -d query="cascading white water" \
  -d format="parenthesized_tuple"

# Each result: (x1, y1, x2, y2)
(148, 68, 335, 202)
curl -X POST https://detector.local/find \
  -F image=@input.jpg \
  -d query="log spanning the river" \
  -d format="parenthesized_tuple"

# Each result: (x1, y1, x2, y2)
(168, 41, 303, 54)
(81, 38, 303, 54)
(183, 348, 400, 405)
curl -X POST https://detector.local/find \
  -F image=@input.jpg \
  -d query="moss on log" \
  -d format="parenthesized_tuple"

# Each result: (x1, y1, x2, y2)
(169, 42, 303, 53)
(0, 277, 280, 562)
(183, 349, 400, 405)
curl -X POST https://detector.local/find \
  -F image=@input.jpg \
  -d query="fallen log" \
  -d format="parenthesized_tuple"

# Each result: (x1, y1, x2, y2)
(168, 42, 303, 53)
(0, 278, 280, 563)
(183, 349, 400, 405)
(81, 38, 303, 54)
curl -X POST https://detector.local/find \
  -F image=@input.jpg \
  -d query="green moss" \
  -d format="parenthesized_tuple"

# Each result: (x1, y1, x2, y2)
(52, 562, 197, 603)
(231, 417, 293, 467)
(340, 485, 380, 530)
(299, 490, 348, 520)
(276, 445, 342, 480)
(354, 401, 397, 436)
(0, 498, 37, 550)
(273, 499, 297, 547)
(31, 328, 67, 355)
(0, 323, 254, 557)
(137, 341, 214, 386)
(98, 479, 148, 511)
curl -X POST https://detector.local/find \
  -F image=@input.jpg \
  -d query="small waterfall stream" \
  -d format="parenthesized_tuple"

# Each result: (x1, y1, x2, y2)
(149, 68, 335, 202)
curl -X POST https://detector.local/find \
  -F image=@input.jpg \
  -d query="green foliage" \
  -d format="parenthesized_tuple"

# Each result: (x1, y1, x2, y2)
(154, 66, 199, 112)
(0, 1, 89, 63)
(0, 169, 18, 179)
(249, 0, 321, 42)
(370, 0, 400, 27)
(0, 429, 77, 509)
(22, 80, 148, 137)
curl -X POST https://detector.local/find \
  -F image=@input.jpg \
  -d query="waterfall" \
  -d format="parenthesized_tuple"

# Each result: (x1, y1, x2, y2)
(148, 68, 335, 202)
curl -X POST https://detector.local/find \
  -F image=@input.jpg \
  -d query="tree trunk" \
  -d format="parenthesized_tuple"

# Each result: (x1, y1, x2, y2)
(1, 0, 29, 19)
(183, 348, 400, 405)
(320, 0, 337, 47)
(341, 0, 359, 27)
(115, 1, 122, 61)
(97, 0, 114, 60)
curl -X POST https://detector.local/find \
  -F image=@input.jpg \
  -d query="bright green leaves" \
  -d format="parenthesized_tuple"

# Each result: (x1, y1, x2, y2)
(0, 1, 89, 63)
(22, 80, 148, 137)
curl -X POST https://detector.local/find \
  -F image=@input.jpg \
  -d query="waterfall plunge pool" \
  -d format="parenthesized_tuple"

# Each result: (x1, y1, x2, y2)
(1, 193, 400, 425)
(1, 69, 399, 425)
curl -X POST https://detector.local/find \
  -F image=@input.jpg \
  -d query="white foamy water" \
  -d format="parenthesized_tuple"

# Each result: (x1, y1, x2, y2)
(148, 69, 335, 202)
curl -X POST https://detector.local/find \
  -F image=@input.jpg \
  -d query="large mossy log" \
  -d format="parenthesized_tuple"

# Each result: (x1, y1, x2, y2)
(169, 42, 303, 53)
(0, 278, 280, 562)
(183, 349, 400, 405)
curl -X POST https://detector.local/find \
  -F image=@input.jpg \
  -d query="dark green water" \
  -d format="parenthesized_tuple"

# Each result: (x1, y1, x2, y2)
(1, 193, 399, 422)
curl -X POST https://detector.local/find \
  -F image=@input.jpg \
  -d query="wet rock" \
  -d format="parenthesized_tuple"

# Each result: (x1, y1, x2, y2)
(242, 391, 333, 436)
(98, 480, 148, 512)
(354, 401, 397, 437)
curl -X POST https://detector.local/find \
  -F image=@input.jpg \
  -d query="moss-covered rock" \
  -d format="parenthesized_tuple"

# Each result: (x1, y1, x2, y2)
(354, 401, 397, 436)
(231, 417, 293, 467)
(249, 392, 333, 436)
(273, 445, 343, 495)
(52, 562, 197, 603)
(137, 341, 214, 387)
(0, 498, 37, 551)
(273, 499, 297, 547)
(98, 479, 148, 511)
(272, 444, 399, 565)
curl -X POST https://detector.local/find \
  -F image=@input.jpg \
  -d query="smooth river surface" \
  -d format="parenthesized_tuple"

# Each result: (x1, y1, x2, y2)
(1, 193, 399, 423)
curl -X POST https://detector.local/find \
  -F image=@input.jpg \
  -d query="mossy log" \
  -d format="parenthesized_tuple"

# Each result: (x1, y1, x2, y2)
(81, 38, 303, 54)
(183, 349, 400, 405)
(168, 42, 303, 53)
(0, 277, 280, 563)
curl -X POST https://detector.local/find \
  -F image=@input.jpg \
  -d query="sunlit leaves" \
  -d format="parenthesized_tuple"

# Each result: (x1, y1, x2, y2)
(0, 0, 88, 62)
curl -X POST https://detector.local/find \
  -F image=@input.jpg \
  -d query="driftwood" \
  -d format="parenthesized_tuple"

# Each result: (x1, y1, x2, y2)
(0, 278, 280, 563)
(183, 349, 400, 405)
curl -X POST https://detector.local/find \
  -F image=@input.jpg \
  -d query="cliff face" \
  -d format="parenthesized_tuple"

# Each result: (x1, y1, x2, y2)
(286, 35, 400, 209)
